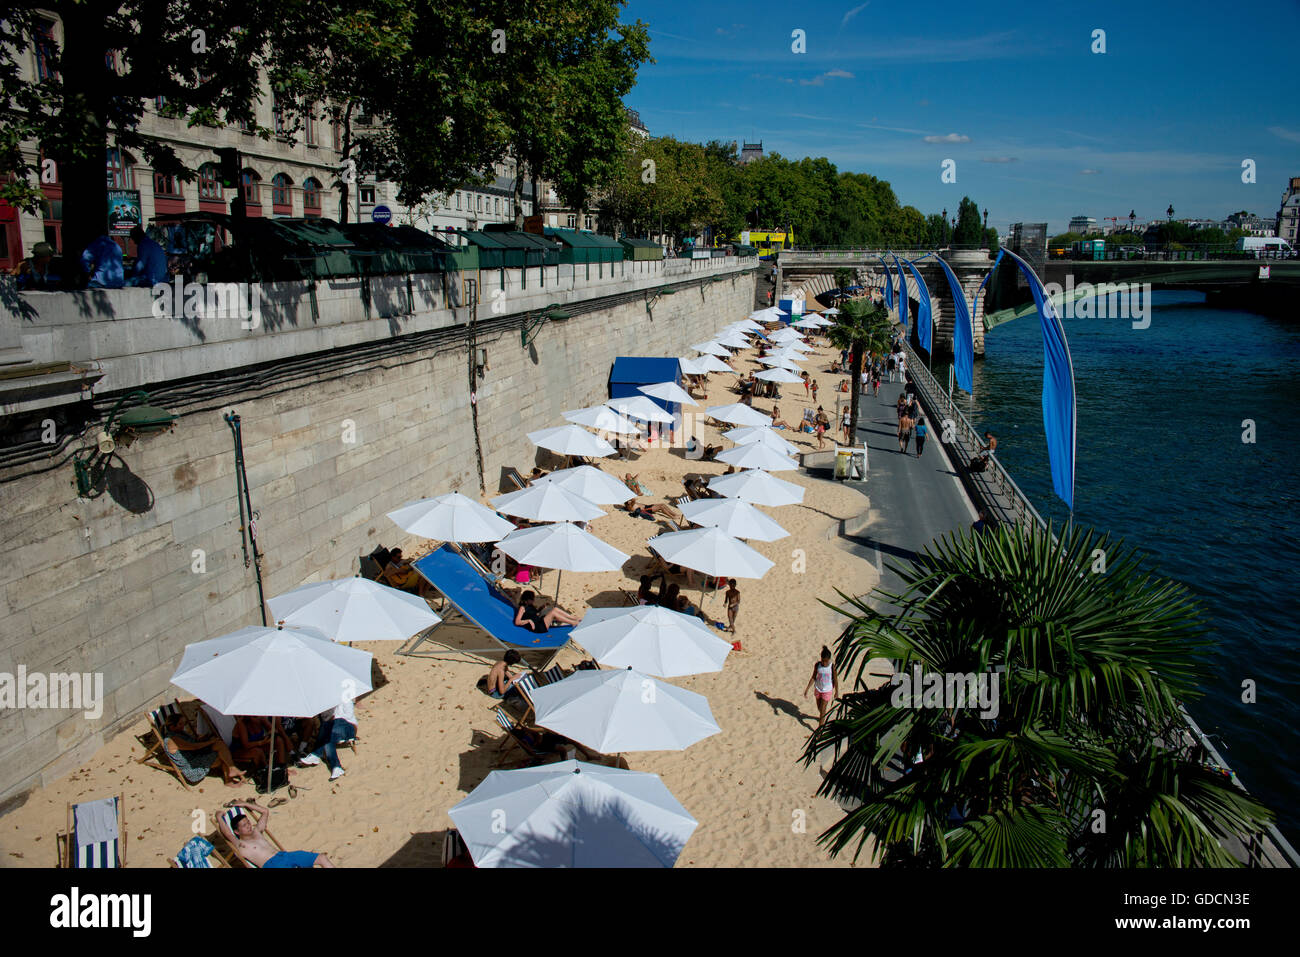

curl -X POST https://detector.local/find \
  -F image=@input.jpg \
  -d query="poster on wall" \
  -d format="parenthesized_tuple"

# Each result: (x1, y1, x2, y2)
(107, 189, 142, 235)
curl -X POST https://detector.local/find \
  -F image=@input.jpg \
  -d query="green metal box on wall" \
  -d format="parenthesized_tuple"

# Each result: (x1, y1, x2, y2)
(618, 236, 663, 261)
(544, 227, 625, 265)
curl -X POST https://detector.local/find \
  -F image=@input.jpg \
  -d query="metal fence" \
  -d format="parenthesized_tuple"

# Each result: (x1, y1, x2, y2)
(899, 338, 1046, 531)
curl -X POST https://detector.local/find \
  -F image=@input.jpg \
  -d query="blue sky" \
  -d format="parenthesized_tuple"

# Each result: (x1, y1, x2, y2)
(621, 0, 1300, 235)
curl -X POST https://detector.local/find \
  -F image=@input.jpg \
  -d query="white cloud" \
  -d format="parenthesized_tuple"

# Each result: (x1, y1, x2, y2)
(826, 69, 855, 79)
(1079, 168, 1100, 175)
(1268, 126, 1300, 143)
(981, 156, 1018, 163)
(924, 133, 970, 144)
(842, 3, 870, 28)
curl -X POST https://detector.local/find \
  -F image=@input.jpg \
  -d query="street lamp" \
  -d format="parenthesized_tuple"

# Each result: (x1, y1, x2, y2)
(1129, 209, 1135, 233)
(941, 208, 947, 245)
(983, 208, 989, 247)
(1167, 204, 1174, 222)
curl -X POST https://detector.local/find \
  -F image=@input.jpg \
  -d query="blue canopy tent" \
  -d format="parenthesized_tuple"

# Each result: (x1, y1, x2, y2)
(610, 356, 684, 439)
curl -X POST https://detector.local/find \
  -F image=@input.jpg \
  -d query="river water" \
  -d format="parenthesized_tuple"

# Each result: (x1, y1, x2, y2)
(936, 290, 1300, 844)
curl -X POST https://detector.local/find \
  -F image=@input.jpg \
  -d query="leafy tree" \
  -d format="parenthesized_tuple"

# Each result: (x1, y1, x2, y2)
(925, 213, 947, 247)
(804, 522, 1274, 867)
(828, 297, 891, 443)
(0, 0, 288, 268)
(269, 0, 417, 223)
(953, 196, 983, 245)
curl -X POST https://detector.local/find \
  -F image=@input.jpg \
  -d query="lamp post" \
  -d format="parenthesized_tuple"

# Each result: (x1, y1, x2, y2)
(983, 208, 989, 247)
(941, 208, 948, 245)
(1167, 204, 1174, 222)
(1129, 209, 1135, 233)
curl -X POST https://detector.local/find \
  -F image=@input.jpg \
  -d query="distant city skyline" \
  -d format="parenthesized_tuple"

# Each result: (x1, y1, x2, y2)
(623, 0, 1299, 236)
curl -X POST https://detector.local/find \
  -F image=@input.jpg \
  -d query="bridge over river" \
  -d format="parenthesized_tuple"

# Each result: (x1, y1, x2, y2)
(777, 247, 1300, 354)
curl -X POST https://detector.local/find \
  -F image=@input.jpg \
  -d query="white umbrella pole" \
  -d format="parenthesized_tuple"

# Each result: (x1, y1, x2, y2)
(556, 570, 563, 608)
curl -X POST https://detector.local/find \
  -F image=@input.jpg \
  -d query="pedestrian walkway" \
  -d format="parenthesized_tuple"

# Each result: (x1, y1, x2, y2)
(837, 376, 977, 601)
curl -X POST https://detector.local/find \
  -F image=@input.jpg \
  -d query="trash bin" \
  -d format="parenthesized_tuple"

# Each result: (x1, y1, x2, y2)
(835, 448, 852, 480)
(849, 449, 866, 480)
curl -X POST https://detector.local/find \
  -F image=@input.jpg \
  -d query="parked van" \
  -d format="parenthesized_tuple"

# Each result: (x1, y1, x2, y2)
(1236, 237, 1293, 256)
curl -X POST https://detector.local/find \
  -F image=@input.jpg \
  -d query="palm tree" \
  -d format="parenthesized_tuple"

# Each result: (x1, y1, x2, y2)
(827, 297, 891, 441)
(804, 521, 1274, 867)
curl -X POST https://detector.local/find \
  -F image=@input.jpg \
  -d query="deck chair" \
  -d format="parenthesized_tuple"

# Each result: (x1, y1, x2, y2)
(400, 544, 573, 661)
(620, 587, 641, 606)
(442, 828, 474, 868)
(503, 466, 528, 491)
(136, 700, 204, 790)
(169, 835, 227, 869)
(358, 555, 384, 580)
(57, 795, 125, 868)
(215, 808, 286, 869)
(493, 708, 560, 766)
(446, 541, 504, 588)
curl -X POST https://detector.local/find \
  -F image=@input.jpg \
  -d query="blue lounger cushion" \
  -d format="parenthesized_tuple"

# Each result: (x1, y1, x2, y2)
(414, 544, 572, 650)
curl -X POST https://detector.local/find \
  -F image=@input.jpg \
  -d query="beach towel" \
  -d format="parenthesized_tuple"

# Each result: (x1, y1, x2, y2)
(74, 798, 119, 847)
(176, 836, 216, 869)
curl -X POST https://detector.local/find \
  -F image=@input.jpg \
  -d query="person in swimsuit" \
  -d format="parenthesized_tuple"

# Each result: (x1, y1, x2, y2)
(804, 646, 839, 728)
(898, 411, 914, 454)
(484, 650, 524, 700)
(725, 579, 741, 633)
(513, 590, 580, 632)
(770, 406, 793, 430)
(220, 801, 335, 868)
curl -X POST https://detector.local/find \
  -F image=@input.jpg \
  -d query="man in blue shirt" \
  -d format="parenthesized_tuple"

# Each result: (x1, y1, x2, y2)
(80, 234, 124, 288)
(129, 226, 168, 287)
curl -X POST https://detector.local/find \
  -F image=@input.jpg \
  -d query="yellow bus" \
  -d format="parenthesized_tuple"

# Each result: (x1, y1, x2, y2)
(739, 228, 794, 259)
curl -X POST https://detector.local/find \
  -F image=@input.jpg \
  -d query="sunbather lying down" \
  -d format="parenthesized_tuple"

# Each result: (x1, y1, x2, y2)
(513, 590, 580, 633)
(221, 801, 335, 868)
(623, 473, 652, 496)
(619, 499, 682, 523)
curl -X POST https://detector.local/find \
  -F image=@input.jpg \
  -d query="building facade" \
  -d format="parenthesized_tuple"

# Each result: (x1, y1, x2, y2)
(0, 14, 355, 270)
(1277, 177, 1300, 246)
(1068, 215, 1097, 234)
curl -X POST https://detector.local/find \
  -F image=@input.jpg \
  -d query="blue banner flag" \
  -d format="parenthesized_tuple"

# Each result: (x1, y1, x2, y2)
(999, 247, 1078, 512)
(932, 254, 974, 393)
(903, 259, 932, 352)
(890, 254, 908, 329)
(880, 255, 893, 308)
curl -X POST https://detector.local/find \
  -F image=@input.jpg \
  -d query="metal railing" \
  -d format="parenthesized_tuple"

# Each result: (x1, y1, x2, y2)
(1050, 244, 1297, 263)
(898, 338, 1047, 532)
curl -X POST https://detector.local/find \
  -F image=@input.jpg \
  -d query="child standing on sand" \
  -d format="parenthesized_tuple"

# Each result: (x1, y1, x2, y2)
(725, 579, 741, 633)
(804, 646, 839, 728)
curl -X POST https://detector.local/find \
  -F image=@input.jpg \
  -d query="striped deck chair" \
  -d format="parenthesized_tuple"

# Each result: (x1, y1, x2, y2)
(447, 541, 504, 588)
(136, 700, 203, 790)
(494, 708, 558, 766)
(442, 828, 474, 868)
(58, 795, 125, 868)
(510, 671, 546, 725)
(503, 466, 529, 491)
(215, 808, 286, 869)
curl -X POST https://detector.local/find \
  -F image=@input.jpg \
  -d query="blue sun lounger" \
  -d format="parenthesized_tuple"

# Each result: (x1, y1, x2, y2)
(400, 544, 572, 658)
